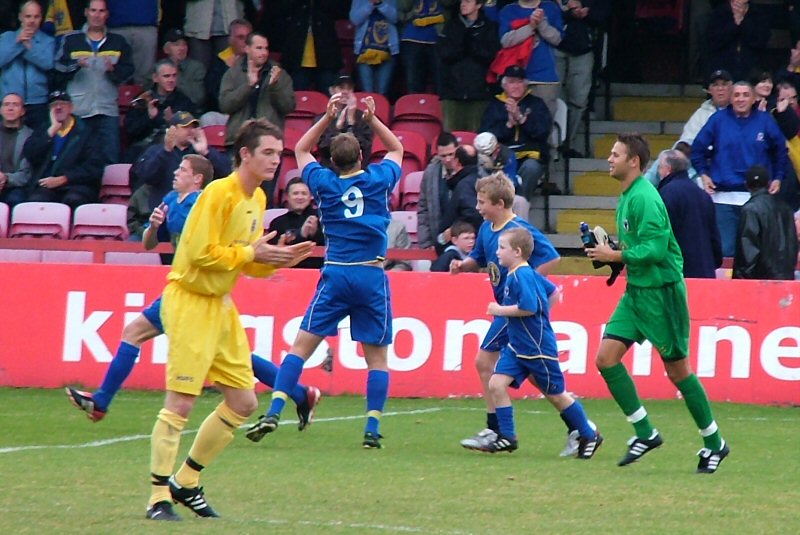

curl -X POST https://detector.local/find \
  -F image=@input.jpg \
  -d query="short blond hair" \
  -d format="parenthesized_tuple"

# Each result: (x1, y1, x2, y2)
(475, 171, 514, 208)
(502, 227, 533, 260)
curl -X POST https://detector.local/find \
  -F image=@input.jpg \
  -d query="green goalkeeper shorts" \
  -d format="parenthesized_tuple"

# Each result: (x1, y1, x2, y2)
(604, 280, 690, 360)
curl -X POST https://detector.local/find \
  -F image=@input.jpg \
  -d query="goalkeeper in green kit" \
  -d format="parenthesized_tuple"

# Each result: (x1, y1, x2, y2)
(585, 133, 729, 474)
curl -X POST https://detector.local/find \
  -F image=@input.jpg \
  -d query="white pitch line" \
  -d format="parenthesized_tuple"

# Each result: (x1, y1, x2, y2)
(0, 407, 443, 454)
(240, 516, 475, 535)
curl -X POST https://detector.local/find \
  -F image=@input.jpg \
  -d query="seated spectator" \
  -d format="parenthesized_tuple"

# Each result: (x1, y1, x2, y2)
(162, 28, 207, 111)
(474, 130, 530, 220)
(350, 0, 399, 96)
(128, 111, 230, 223)
(733, 165, 798, 280)
(205, 18, 252, 113)
(430, 220, 476, 272)
(123, 59, 197, 162)
(479, 65, 554, 199)
(418, 131, 459, 250)
(384, 217, 412, 271)
(23, 90, 105, 209)
(656, 149, 722, 279)
(0, 93, 33, 208)
(219, 32, 296, 147)
(267, 177, 325, 270)
(0, 1, 55, 131)
(317, 74, 373, 170)
(55, 0, 134, 167)
(280, 0, 342, 91)
(437, 145, 482, 247)
(749, 68, 775, 112)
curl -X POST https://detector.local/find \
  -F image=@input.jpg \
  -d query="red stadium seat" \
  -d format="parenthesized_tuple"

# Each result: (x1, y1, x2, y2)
(370, 130, 428, 179)
(202, 124, 227, 150)
(105, 252, 162, 265)
(451, 130, 477, 147)
(9, 202, 71, 239)
(118, 84, 143, 113)
(391, 210, 419, 245)
(263, 208, 288, 230)
(0, 202, 9, 238)
(354, 92, 390, 124)
(399, 171, 424, 211)
(42, 250, 94, 263)
(285, 91, 328, 132)
(71, 203, 129, 240)
(391, 93, 443, 142)
(99, 163, 132, 205)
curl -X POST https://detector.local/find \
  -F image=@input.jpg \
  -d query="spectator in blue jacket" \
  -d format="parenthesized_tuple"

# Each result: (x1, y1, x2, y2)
(691, 80, 788, 257)
(0, 1, 55, 131)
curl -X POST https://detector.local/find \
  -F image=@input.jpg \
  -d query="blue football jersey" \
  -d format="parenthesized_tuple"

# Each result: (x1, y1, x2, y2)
(303, 160, 401, 263)
(503, 265, 558, 358)
(470, 216, 559, 302)
(145, 190, 201, 246)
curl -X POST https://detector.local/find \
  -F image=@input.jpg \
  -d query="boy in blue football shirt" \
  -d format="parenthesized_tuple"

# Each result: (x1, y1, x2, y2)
(67, 154, 320, 428)
(246, 94, 403, 449)
(482, 227, 602, 457)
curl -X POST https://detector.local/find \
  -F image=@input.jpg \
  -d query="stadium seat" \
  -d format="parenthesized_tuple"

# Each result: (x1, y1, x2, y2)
(0, 202, 8, 238)
(99, 163, 133, 205)
(451, 130, 477, 147)
(263, 208, 289, 230)
(354, 92, 390, 124)
(118, 83, 143, 113)
(285, 91, 328, 132)
(390, 210, 419, 245)
(370, 130, 428, 178)
(275, 168, 301, 208)
(389, 181, 401, 211)
(9, 202, 71, 239)
(0, 248, 42, 262)
(391, 93, 443, 142)
(400, 170, 424, 211)
(42, 250, 94, 263)
(203, 124, 227, 150)
(71, 203, 129, 240)
(104, 251, 162, 265)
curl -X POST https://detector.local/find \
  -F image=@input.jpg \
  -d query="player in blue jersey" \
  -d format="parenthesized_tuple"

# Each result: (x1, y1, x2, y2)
(66, 154, 321, 428)
(451, 172, 591, 455)
(481, 227, 602, 457)
(246, 93, 403, 449)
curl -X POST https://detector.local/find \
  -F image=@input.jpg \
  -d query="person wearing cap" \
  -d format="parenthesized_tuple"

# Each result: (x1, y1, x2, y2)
(691, 80, 788, 257)
(22, 89, 105, 209)
(733, 164, 799, 280)
(316, 74, 373, 170)
(129, 110, 231, 216)
(678, 69, 733, 149)
(437, 0, 500, 133)
(474, 130, 531, 220)
(0, 1, 55, 132)
(54, 0, 134, 166)
(479, 64, 554, 199)
(0, 93, 33, 208)
(162, 28, 207, 110)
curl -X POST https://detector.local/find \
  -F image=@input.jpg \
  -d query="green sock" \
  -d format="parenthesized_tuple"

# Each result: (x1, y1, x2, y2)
(600, 363, 655, 439)
(676, 374, 722, 450)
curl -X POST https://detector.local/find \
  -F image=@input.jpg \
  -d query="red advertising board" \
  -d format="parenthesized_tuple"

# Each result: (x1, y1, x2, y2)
(0, 263, 798, 404)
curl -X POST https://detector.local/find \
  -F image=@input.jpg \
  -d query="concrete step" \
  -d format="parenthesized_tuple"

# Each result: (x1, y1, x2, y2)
(544, 233, 582, 249)
(613, 96, 704, 122)
(608, 82, 705, 98)
(556, 208, 617, 235)
(580, 120, 685, 135)
(529, 194, 617, 232)
(592, 133, 675, 160)
(573, 171, 622, 196)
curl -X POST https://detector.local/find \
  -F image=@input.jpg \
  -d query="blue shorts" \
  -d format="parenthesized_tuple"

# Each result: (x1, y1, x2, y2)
(141, 296, 164, 333)
(300, 264, 393, 346)
(480, 316, 508, 352)
(494, 346, 565, 395)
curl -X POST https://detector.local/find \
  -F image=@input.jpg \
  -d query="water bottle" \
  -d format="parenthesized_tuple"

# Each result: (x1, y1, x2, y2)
(579, 222, 594, 248)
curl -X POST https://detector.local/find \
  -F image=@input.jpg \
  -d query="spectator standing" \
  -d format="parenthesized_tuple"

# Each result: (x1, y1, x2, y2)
(278, 0, 342, 92)
(317, 74, 372, 171)
(705, 0, 769, 82)
(418, 131, 459, 250)
(679, 69, 733, 147)
(0, 1, 55, 131)
(267, 177, 326, 270)
(0, 93, 33, 208)
(350, 0, 400, 96)
(437, 0, 500, 133)
(106, 0, 158, 87)
(691, 81, 788, 257)
(733, 165, 799, 280)
(55, 0, 133, 166)
(162, 28, 207, 112)
(184, 0, 243, 69)
(397, 0, 454, 94)
(656, 149, 722, 279)
(24, 89, 104, 209)
(219, 32, 296, 147)
(205, 18, 251, 113)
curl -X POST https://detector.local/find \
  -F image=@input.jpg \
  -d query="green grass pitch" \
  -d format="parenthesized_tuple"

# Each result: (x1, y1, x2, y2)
(1, 388, 798, 534)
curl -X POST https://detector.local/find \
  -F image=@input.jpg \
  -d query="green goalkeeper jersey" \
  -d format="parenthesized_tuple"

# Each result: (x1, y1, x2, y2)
(617, 176, 684, 288)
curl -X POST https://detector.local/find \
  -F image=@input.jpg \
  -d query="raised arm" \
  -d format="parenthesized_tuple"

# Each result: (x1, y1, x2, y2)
(363, 96, 403, 166)
(295, 93, 342, 172)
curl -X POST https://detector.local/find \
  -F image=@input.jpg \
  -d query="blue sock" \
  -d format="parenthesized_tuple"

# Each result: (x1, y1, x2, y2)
(561, 401, 595, 439)
(495, 405, 516, 439)
(267, 354, 305, 417)
(487, 412, 499, 433)
(365, 370, 389, 435)
(251, 354, 309, 406)
(560, 412, 576, 432)
(93, 341, 139, 410)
